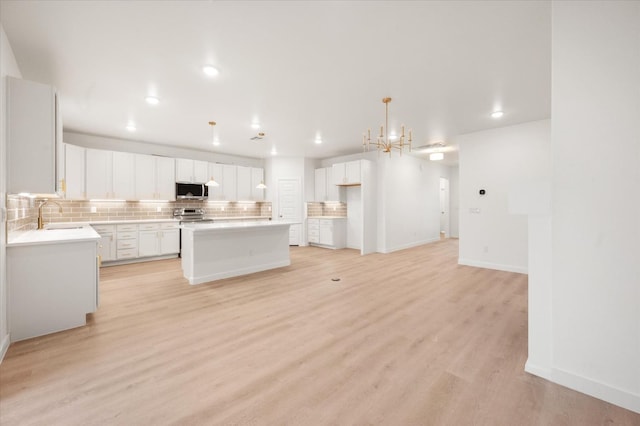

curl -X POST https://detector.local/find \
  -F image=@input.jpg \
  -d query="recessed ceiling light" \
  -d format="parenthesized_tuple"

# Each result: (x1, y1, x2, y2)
(251, 122, 260, 129)
(145, 96, 159, 105)
(126, 123, 136, 132)
(212, 138, 220, 146)
(270, 148, 277, 156)
(202, 65, 219, 77)
(315, 137, 322, 144)
(429, 152, 444, 161)
(491, 110, 504, 118)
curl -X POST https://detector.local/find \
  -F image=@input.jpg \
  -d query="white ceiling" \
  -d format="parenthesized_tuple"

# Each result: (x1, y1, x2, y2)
(1, 1, 551, 164)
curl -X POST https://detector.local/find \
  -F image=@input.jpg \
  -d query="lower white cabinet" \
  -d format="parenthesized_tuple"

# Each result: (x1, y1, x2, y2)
(93, 224, 116, 262)
(116, 223, 139, 259)
(307, 218, 346, 249)
(138, 223, 179, 257)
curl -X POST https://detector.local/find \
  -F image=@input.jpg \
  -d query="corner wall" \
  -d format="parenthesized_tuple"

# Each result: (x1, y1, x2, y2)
(0, 24, 23, 362)
(546, 1, 640, 412)
(458, 119, 551, 273)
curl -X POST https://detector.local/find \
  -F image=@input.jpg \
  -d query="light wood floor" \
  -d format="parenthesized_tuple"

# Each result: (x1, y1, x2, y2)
(1, 240, 638, 425)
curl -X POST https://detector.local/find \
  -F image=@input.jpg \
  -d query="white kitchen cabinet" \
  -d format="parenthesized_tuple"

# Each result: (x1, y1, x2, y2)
(8, 238, 99, 341)
(251, 167, 265, 201)
(236, 166, 252, 201)
(112, 151, 136, 200)
(308, 217, 346, 249)
(222, 164, 237, 201)
(176, 158, 208, 183)
(135, 154, 176, 201)
(207, 163, 224, 200)
(65, 143, 86, 200)
(332, 160, 361, 185)
(116, 223, 138, 259)
(6, 77, 62, 195)
(85, 148, 111, 199)
(93, 224, 116, 262)
(326, 167, 340, 201)
(138, 223, 179, 257)
(86, 148, 135, 200)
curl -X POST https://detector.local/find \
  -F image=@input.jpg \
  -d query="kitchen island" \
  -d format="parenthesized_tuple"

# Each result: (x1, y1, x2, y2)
(180, 221, 293, 284)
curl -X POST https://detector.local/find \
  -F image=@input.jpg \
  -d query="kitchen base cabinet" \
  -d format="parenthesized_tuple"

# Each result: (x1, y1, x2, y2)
(138, 223, 179, 257)
(307, 218, 346, 249)
(8, 240, 98, 342)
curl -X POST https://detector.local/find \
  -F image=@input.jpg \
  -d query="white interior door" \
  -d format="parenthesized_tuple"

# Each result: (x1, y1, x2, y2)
(277, 178, 302, 246)
(439, 177, 450, 238)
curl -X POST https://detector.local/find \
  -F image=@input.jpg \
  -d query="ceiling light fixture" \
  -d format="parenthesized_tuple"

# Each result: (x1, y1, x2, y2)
(202, 65, 219, 77)
(251, 122, 260, 129)
(206, 121, 220, 187)
(256, 181, 267, 189)
(270, 148, 277, 156)
(145, 96, 159, 105)
(315, 137, 322, 144)
(491, 110, 504, 118)
(429, 152, 444, 161)
(363, 97, 412, 156)
(126, 123, 136, 132)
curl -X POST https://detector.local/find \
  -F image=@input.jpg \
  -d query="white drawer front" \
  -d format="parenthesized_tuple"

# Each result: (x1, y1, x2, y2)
(117, 231, 138, 240)
(117, 248, 138, 259)
(92, 224, 116, 234)
(117, 240, 138, 250)
(319, 219, 333, 227)
(116, 224, 138, 232)
(138, 223, 160, 231)
(160, 222, 179, 230)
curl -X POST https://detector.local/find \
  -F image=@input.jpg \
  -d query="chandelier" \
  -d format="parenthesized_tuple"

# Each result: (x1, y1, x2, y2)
(362, 97, 412, 156)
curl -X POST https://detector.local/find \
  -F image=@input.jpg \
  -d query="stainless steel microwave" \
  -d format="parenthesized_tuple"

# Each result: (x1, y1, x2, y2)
(175, 183, 208, 200)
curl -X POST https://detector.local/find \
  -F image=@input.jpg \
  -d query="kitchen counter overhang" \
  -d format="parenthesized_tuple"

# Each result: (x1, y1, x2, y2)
(179, 221, 294, 284)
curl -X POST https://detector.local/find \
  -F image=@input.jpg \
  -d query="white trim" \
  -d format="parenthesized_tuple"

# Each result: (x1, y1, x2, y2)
(458, 258, 528, 274)
(524, 359, 552, 381)
(380, 237, 440, 254)
(549, 367, 640, 414)
(0, 333, 10, 364)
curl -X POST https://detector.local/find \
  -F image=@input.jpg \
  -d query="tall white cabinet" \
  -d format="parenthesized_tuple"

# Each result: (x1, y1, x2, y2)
(64, 144, 86, 199)
(6, 77, 62, 195)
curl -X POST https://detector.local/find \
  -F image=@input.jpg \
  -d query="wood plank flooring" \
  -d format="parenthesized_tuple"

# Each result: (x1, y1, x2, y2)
(1, 240, 638, 425)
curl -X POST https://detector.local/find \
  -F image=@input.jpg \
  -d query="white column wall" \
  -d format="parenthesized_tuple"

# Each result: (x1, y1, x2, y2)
(547, 1, 640, 412)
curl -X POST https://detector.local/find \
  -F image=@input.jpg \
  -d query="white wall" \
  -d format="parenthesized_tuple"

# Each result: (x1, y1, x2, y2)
(449, 166, 460, 238)
(458, 120, 551, 273)
(0, 25, 23, 362)
(377, 155, 446, 253)
(541, 1, 639, 413)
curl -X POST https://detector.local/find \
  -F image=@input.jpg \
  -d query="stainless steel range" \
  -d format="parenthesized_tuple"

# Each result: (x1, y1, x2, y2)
(172, 208, 215, 223)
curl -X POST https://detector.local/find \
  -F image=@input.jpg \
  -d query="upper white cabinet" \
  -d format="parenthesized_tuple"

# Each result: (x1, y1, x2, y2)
(251, 167, 265, 201)
(222, 164, 237, 201)
(236, 166, 252, 201)
(332, 160, 361, 185)
(64, 143, 86, 200)
(176, 158, 208, 183)
(135, 154, 175, 201)
(86, 149, 135, 200)
(315, 167, 340, 201)
(207, 163, 224, 200)
(6, 77, 62, 195)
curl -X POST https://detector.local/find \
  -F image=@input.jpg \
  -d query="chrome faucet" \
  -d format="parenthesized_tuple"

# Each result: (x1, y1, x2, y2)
(37, 200, 63, 230)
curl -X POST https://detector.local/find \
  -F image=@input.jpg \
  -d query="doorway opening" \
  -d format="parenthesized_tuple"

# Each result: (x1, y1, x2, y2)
(439, 177, 450, 239)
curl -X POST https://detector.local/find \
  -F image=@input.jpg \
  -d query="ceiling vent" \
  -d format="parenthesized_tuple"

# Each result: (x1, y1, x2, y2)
(250, 132, 266, 141)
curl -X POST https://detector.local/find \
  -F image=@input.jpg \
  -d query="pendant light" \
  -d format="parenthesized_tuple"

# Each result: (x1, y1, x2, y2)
(206, 121, 220, 187)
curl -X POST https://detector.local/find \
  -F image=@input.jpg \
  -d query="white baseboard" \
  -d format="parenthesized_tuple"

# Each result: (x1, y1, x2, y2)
(0, 333, 10, 364)
(525, 359, 640, 414)
(381, 238, 440, 254)
(458, 257, 528, 274)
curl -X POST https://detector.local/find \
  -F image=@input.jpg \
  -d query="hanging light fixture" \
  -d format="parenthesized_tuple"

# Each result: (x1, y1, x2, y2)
(362, 97, 412, 156)
(256, 181, 267, 189)
(206, 121, 220, 187)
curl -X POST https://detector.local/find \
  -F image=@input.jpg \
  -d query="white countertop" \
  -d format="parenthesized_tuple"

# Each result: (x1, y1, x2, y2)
(8, 224, 101, 247)
(181, 220, 296, 232)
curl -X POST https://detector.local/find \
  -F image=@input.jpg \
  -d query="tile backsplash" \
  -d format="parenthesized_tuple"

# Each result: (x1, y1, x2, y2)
(306, 202, 347, 217)
(7, 196, 272, 233)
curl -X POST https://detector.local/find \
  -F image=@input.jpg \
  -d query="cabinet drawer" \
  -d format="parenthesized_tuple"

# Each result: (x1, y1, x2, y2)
(309, 234, 319, 243)
(138, 223, 160, 231)
(308, 219, 319, 229)
(308, 229, 319, 238)
(117, 231, 138, 240)
(319, 219, 333, 227)
(160, 222, 179, 230)
(117, 248, 138, 259)
(117, 240, 138, 250)
(116, 224, 138, 232)
(92, 224, 116, 234)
